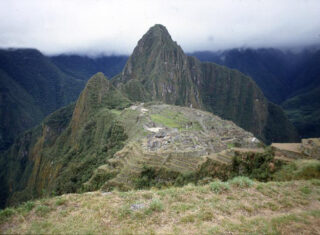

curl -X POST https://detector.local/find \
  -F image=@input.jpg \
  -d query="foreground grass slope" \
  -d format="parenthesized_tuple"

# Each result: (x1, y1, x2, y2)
(1, 178, 320, 234)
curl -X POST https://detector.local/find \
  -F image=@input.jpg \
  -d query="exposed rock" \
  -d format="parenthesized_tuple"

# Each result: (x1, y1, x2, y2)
(301, 138, 320, 159)
(130, 203, 146, 211)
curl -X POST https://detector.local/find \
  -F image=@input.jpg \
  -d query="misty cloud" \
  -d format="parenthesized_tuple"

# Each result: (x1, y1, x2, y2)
(0, 0, 319, 55)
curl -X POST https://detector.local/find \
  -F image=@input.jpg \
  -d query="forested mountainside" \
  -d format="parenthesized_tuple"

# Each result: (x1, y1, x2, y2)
(191, 48, 320, 138)
(0, 49, 86, 151)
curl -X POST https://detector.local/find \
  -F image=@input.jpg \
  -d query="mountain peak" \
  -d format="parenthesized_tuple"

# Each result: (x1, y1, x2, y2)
(118, 24, 185, 85)
(86, 72, 109, 86)
(135, 24, 175, 52)
(145, 24, 171, 39)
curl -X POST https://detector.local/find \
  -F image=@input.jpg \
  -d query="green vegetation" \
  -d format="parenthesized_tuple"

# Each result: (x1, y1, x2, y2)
(232, 148, 282, 181)
(0, 208, 15, 224)
(273, 160, 320, 181)
(229, 176, 255, 188)
(134, 166, 197, 189)
(209, 181, 230, 193)
(130, 148, 314, 192)
(146, 199, 164, 213)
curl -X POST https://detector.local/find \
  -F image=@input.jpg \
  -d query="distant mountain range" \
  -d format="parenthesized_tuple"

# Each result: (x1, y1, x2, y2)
(1, 40, 318, 153)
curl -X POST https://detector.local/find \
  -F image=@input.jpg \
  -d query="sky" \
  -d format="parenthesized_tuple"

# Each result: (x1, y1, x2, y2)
(0, 0, 319, 55)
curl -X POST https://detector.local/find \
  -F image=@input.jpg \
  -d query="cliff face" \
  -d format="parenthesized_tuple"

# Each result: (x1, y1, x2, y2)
(114, 24, 297, 143)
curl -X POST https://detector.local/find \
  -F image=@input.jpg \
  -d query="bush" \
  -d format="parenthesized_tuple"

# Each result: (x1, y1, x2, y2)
(134, 166, 196, 189)
(0, 208, 15, 223)
(55, 198, 67, 206)
(232, 149, 281, 181)
(35, 205, 51, 216)
(209, 181, 230, 194)
(145, 199, 164, 214)
(229, 176, 254, 188)
(21, 201, 35, 212)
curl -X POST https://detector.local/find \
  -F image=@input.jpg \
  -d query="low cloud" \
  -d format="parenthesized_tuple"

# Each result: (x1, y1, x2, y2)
(0, 0, 319, 55)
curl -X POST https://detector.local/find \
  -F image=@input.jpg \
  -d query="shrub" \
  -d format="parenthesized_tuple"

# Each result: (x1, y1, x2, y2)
(145, 199, 164, 214)
(55, 198, 67, 206)
(35, 205, 51, 216)
(0, 208, 15, 223)
(134, 166, 196, 189)
(19, 201, 35, 213)
(232, 149, 281, 181)
(209, 181, 230, 194)
(229, 176, 254, 188)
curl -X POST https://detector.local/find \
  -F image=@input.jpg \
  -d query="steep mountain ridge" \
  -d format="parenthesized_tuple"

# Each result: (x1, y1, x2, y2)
(114, 24, 297, 143)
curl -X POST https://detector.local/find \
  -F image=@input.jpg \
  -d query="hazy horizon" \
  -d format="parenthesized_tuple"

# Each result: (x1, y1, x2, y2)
(1, 0, 319, 56)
